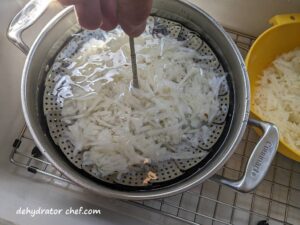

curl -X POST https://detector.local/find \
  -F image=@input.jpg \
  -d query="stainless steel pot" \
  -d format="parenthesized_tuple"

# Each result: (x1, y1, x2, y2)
(7, 0, 279, 200)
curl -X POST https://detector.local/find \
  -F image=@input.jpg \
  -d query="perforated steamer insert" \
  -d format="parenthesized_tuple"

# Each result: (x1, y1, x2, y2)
(43, 16, 233, 190)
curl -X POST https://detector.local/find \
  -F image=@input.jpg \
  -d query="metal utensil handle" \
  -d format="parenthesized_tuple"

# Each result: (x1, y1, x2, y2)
(129, 37, 139, 88)
(7, 0, 52, 55)
(212, 119, 279, 193)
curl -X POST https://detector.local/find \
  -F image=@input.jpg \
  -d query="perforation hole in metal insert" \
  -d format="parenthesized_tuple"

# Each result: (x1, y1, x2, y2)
(197, 124, 226, 150)
(114, 171, 147, 187)
(82, 165, 115, 183)
(168, 24, 182, 38)
(58, 139, 83, 169)
(213, 92, 230, 124)
(43, 16, 231, 188)
(218, 74, 229, 96)
(197, 42, 220, 69)
(186, 34, 204, 50)
(151, 161, 183, 183)
(175, 150, 206, 171)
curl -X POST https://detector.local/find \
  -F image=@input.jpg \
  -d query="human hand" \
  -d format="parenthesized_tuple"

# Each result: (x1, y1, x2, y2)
(58, 0, 153, 37)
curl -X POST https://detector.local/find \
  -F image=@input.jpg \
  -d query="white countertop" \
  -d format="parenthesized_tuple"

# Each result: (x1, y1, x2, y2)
(1, 159, 187, 225)
(0, 1, 299, 225)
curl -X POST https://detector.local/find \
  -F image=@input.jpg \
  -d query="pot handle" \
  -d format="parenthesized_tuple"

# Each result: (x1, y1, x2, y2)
(7, 0, 52, 55)
(269, 13, 300, 26)
(211, 119, 279, 193)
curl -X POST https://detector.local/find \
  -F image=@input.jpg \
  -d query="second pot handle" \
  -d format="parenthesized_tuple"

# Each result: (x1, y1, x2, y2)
(211, 119, 279, 193)
(7, 0, 52, 55)
(269, 13, 300, 26)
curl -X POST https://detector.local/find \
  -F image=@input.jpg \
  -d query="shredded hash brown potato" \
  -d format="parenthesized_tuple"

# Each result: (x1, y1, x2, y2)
(254, 48, 300, 151)
(55, 29, 227, 176)
(143, 171, 158, 184)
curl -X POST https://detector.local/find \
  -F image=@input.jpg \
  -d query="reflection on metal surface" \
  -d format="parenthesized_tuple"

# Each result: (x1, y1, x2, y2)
(7, 0, 52, 54)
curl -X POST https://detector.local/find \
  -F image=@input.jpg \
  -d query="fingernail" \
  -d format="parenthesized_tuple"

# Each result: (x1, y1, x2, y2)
(123, 22, 146, 37)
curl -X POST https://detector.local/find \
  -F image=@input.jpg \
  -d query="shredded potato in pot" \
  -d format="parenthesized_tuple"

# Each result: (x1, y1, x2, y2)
(54, 29, 227, 176)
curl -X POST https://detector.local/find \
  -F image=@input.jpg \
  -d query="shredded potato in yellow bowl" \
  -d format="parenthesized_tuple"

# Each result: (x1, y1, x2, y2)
(254, 48, 300, 151)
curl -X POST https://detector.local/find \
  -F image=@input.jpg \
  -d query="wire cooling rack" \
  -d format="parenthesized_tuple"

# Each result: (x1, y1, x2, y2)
(10, 29, 300, 225)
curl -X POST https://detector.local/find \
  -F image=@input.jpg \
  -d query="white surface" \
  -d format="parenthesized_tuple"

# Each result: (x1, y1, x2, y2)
(189, 0, 300, 36)
(0, 167, 177, 225)
(0, 1, 299, 225)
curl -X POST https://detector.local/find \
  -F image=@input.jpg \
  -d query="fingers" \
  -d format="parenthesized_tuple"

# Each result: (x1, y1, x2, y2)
(117, 0, 153, 37)
(57, 0, 153, 35)
(75, 0, 103, 30)
(58, 0, 103, 30)
(99, 0, 118, 31)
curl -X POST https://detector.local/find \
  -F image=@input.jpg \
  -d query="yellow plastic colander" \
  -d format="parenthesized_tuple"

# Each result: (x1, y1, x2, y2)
(246, 13, 300, 162)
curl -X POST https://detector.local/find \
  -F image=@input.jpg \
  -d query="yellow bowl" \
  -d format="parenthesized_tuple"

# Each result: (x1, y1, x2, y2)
(245, 13, 300, 162)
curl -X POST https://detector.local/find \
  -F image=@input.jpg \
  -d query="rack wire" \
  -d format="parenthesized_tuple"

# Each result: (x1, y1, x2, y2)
(10, 29, 300, 225)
